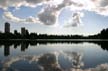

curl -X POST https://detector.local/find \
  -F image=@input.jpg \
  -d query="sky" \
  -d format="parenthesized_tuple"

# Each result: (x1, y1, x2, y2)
(0, 0, 108, 36)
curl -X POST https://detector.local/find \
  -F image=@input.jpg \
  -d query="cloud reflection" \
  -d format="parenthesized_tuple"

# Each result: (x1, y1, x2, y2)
(62, 51, 84, 69)
(1, 51, 108, 71)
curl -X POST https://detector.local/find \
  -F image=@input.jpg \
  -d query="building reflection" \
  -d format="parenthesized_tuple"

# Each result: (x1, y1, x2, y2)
(21, 41, 29, 51)
(1, 41, 108, 56)
(1, 41, 108, 71)
(4, 45, 10, 56)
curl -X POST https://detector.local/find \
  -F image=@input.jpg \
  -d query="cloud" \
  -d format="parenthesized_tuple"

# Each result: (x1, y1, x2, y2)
(64, 12, 84, 27)
(71, 12, 84, 27)
(2, 0, 84, 26)
(3, 11, 41, 24)
(100, 0, 108, 7)
(3, 11, 24, 22)
(3, 10, 58, 25)
(1, 0, 108, 27)
(94, 6, 108, 16)
(25, 16, 40, 24)
(0, 0, 21, 10)
(0, 0, 50, 9)
(37, 5, 59, 25)
(68, 0, 108, 16)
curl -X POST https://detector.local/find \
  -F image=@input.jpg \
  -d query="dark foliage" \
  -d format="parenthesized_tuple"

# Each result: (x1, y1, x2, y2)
(0, 28, 108, 39)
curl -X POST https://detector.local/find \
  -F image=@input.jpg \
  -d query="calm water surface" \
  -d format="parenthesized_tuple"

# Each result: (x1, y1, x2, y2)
(0, 41, 108, 71)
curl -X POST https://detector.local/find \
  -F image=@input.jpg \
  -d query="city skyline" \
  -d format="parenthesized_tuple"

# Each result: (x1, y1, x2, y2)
(1, 22, 108, 39)
(0, 0, 108, 35)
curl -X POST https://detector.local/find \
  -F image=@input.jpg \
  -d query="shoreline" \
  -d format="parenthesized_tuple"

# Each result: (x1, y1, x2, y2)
(0, 39, 108, 41)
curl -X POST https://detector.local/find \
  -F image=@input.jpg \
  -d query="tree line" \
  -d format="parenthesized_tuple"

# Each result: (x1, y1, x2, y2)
(0, 28, 108, 39)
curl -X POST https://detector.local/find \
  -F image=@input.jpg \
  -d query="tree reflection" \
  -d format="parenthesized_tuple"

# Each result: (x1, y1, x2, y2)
(0, 41, 107, 56)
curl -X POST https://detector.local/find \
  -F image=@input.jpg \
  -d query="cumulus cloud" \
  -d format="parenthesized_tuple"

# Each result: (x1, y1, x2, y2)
(1, 0, 108, 27)
(0, 0, 22, 10)
(100, 0, 108, 7)
(0, 0, 50, 9)
(64, 12, 84, 27)
(3, 10, 58, 25)
(2, 0, 84, 26)
(3, 11, 41, 24)
(90, 0, 108, 16)
(38, 6, 58, 25)
(94, 6, 108, 16)
(3, 11, 24, 22)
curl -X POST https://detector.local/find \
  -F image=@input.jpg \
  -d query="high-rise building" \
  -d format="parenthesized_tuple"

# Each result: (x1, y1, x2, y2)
(5, 22, 10, 33)
(21, 27, 26, 36)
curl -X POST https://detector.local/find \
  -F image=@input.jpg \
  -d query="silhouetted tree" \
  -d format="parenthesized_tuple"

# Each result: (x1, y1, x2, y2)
(100, 28, 108, 39)
(14, 30, 21, 39)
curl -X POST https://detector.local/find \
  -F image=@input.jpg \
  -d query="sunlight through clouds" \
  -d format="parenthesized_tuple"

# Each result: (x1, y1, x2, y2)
(1, 0, 108, 27)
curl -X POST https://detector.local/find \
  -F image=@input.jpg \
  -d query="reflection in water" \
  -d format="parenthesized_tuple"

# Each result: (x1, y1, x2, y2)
(21, 41, 29, 51)
(0, 41, 108, 71)
(1, 51, 108, 71)
(1, 52, 62, 71)
(62, 51, 84, 69)
(0, 51, 83, 71)
(4, 45, 10, 56)
(0, 41, 108, 57)
(38, 53, 62, 71)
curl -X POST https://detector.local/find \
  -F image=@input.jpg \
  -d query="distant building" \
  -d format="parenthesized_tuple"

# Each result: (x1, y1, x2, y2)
(21, 27, 26, 36)
(5, 22, 10, 33)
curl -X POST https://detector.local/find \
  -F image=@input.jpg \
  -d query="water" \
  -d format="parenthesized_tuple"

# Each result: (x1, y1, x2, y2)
(0, 41, 108, 71)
